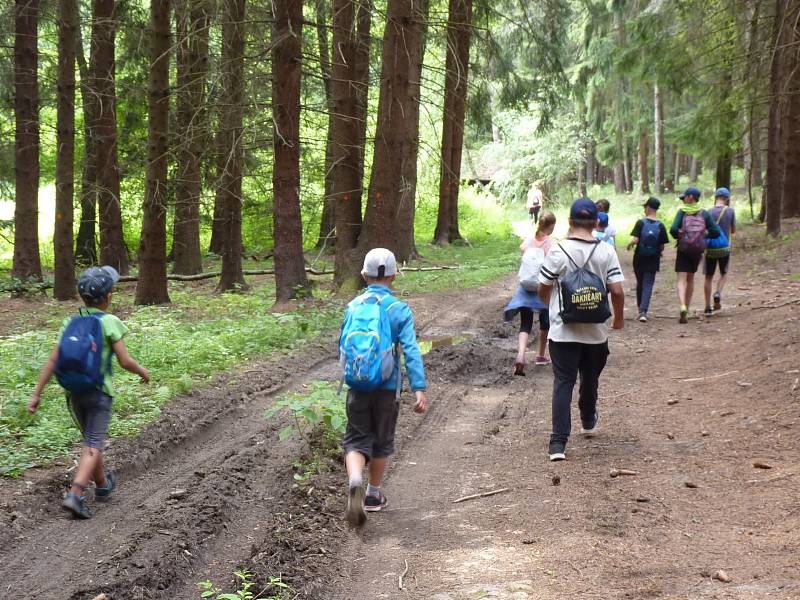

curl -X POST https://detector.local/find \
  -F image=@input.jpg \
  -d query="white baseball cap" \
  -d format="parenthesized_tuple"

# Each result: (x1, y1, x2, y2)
(361, 248, 398, 278)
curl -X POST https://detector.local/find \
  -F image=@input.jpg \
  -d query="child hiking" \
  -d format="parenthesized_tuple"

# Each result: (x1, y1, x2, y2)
(670, 187, 722, 323)
(28, 266, 149, 519)
(527, 183, 544, 224)
(703, 187, 736, 315)
(626, 197, 669, 322)
(339, 248, 428, 527)
(504, 210, 557, 376)
(538, 199, 625, 461)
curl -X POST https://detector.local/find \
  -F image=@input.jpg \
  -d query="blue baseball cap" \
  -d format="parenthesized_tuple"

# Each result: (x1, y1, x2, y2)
(679, 187, 701, 200)
(714, 187, 731, 199)
(77, 266, 119, 301)
(597, 212, 609, 227)
(570, 198, 598, 220)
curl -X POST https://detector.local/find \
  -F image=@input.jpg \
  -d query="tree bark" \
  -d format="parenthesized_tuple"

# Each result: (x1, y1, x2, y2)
(216, 0, 248, 291)
(172, 0, 211, 275)
(624, 142, 633, 193)
(434, 0, 471, 246)
(743, 0, 764, 192)
(671, 147, 680, 190)
(689, 156, 698, 183)
(664, 144, 676, 192)
(272, 0, 310, 301)
(75, 18, 98, 265)
(332, 0, 372, 289)
(781, 0, 800, 218)
(585, 138, 596, 187)
(654, 83, 664, 194)
(93, 0, 129, 274)
(12, 0, 42, 281)
(315, 0, 336, 250)
(135, 0, 172, 305)
(715, 154, 732, 190)
(208, 126, 226, 255)
(638, 131, 649, 194)
(766, 0, 788, 235)
(54, 0, 78, 299)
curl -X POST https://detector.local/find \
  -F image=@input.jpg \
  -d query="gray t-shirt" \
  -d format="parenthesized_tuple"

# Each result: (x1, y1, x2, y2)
(539, 239, 624, 344)
(709, 205, 735, 240)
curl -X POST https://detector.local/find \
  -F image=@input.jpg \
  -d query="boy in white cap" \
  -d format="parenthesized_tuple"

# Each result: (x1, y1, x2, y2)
(340, 248, 428, 526)
(29, 266, 149, 519)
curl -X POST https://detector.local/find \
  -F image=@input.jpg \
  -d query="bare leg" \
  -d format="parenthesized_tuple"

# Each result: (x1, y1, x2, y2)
(345, 450, 366, 484)
(716, 272, 728, 295)
(704, 275, 713, 309)
(537, 330, 547, 358)
(685, 274, 695, 309)
(70, 446, 101, 496)
(368, 457, 388, 487)
(516, 331, 530, 365)
(92, 453, 107, 488)
(676, 272, 688, 307)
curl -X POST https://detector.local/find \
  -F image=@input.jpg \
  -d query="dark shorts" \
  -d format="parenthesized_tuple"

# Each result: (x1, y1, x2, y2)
(67, 390, 112, 450)
(519, 308, 550, 334)
(675, 251, 703, 274)
(342, 389, 400, 462)
(705, 254, 730, 276)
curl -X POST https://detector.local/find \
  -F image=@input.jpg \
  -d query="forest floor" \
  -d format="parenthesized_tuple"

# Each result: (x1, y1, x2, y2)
(1, 221, 799, 600)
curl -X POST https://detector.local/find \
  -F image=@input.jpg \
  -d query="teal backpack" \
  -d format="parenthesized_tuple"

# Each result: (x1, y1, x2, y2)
(339, 293, 400, 392)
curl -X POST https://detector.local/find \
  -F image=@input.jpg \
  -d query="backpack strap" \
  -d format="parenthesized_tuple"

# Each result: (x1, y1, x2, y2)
(715, 206, 728, 224)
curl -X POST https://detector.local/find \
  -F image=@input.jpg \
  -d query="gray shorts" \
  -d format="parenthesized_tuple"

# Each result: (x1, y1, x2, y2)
(342, 389, 400, 462)
(66, 390, 112, 450)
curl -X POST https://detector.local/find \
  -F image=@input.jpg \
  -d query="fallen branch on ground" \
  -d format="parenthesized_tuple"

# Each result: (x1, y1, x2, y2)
(748, 298, 800, 310)
(452, 487, 510, 504)
(398, 559, 409, 590)
(675, 370, 738, 383)
(599, 388, 640, 400)
(746, 472, 797, 484)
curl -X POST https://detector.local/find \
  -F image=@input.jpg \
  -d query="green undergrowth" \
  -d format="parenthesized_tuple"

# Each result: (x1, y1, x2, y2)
(0, 235, 517, 476)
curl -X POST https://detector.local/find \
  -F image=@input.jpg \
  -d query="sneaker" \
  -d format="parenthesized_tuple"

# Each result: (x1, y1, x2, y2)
(638, 313, 647, 323)
(581, 413, 599, 437)
(344, 482, 366, 527)
(534, 356, 551, 366)
(679, 309, 688, 324)
(713, 292, 722, 311)
(62, 492, 91, 519)
(548, 441, 566, 461)
(95, 471, 116, 500)
(364, 491, 388, 512)
(703, 307, 713, 317)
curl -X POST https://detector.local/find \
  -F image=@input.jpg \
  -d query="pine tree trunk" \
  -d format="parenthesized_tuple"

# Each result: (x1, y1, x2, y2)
(356, 0, 423, 271)
(664, 144, 676, 192)
(208, 127, 226, 255)
(12, 0, 42, 281)
(272, 0, 310, 301)
(585, 139, 596, 187)
(689, 156, 698, 183)
(613, 164, 625, 194)
(743, 0, 764, 192)
(93, 0, 129, 274)
(173, 0, 210, 275)
(781, 0, 800, 218)
(766, 0, 788, 236)
(672, 147, 681, 190)
(434, 0, 471, 246)
(332, 0, 372, 289)
(136, 0, 171, 305)
(54, 0, 78, 299)
(624, 143, 633, 193)
(394, 0, 430, 261)
(75, 19, 98, 265)
(315, 0, 336, 250)
(638, 131, 649, 193)
(216, 0, 247, 291)
(654, 83, 664, 194)
(715, 154, 732, 190)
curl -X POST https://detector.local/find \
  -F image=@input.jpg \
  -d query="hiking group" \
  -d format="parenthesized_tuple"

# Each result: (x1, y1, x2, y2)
(27, 189, 735, 524)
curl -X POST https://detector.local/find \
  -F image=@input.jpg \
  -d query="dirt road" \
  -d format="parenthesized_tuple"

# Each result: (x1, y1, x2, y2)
(1, 226, 799, 599)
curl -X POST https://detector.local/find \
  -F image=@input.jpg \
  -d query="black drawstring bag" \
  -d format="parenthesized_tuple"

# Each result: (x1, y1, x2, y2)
(557, 242, 611, 324)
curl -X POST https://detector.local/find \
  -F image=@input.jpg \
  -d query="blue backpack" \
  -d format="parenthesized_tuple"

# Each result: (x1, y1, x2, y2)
(638, 219, 662, 257)
(55, 311, 111, 394)
(339, 293, 399, 392)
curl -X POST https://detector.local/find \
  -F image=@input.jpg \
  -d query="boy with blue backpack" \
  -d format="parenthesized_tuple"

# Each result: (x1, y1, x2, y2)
(703, 188, 736, 316)
(28, 266, 149, 519)
(626, 197, 669, 322)
(339, 248, 428, 526)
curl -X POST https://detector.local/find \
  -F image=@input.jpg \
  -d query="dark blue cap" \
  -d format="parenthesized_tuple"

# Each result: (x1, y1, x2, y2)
(679, 187, 701, 200)
(714, 187, 730, 198)
(570, 198, 598, 220)
(77, 266, 119, 300)
(597, 212, 609, 227)
(643, 197, 661, 210)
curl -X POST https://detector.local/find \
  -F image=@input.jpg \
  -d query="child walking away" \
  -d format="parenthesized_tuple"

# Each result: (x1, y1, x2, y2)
(593, 212, 615, 247)
(339, 249, 428, 526)
(670, 187, 722, 323)
(703, 187, 736, 315)
(627, 197, 669, 322)
(28, 267, 150, 519)
(505, 211, 557, 375)
(527, 183, 544, 224)
(538, 199, 625, 461)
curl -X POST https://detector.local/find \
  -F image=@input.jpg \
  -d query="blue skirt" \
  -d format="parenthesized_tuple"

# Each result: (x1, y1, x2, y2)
(504, 286, 547, 322)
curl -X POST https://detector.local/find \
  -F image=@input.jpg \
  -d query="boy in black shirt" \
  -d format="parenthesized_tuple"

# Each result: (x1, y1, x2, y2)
(627, 197, 669, 322)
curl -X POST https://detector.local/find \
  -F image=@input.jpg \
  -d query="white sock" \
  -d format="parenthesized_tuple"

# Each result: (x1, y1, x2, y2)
(366, 483, 381, 497)
(349, 475, 362, 489)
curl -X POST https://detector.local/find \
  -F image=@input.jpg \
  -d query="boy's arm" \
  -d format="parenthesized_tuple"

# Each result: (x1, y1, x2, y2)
(396, 305, 427, 412)
(111, 339, 150, 383)
(29, 345, 60, 413)
(609, 283, 625, 329)
(731, 211, 736, 235)
(669, 211, 682, 239)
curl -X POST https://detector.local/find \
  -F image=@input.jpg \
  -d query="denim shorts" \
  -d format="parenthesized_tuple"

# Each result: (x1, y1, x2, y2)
(66, 390, 112, 450)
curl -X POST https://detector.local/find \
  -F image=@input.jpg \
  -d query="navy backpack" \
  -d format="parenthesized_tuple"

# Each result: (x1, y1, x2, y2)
(55, 311, 111, 394)
(637, 219, 662, 257)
